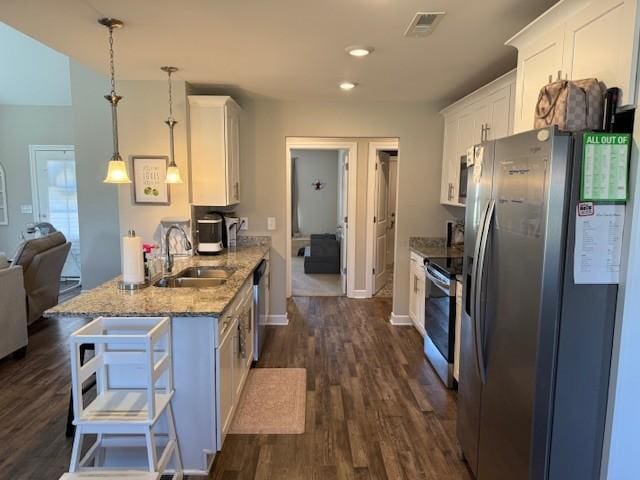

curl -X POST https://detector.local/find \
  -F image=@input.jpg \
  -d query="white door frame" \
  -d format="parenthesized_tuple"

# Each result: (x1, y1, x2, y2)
(365, 140, 400, 297)
(285, 138, 358, 298)
(28, 144, 76, 222)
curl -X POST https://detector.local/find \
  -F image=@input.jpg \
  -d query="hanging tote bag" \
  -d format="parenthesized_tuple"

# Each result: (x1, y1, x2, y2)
(534, 78, 606, 131)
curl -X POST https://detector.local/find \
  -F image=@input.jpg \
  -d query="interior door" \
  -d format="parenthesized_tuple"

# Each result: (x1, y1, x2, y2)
(386, 157, 398, 268)
(33, 148, 81, 279)
(338, 151, 349, 293)
(373, 152, 390, 294)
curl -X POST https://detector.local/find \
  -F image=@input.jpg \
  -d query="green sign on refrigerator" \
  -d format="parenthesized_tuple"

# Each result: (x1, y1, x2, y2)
(581, 133, 630, 202)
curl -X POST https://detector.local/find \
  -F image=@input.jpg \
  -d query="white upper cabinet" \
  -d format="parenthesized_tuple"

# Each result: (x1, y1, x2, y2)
(512, 26, 565, 134)
(508, 0, 639, 133)
(188, 96, 241, 206)
(563, 0, 638, 106)
(440, 116, 460, 204)
(439, 71, 516, 207)
(486, 83, 514, 141)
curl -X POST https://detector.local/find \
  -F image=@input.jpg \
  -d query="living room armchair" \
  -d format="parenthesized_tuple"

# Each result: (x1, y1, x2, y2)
(12, 231, 71, 324)
(0, 263, 28, 359)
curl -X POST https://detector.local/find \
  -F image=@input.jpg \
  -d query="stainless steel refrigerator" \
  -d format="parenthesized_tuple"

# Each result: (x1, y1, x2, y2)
(457, 127, 618, 480)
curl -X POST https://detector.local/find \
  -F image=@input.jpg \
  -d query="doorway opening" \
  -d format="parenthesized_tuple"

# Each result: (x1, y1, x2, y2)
(286, 139, 357, 298)
(29, 145, 81, 292)
(367, 141, 400, 299)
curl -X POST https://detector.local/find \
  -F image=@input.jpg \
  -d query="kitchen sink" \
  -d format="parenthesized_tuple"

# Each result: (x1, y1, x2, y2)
(176, 266, 235, 279)
(154, 266, 236, 288)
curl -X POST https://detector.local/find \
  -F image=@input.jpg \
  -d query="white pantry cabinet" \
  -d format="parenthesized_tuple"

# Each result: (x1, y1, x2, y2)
(440, 71, 515, 207)
(188, 95, 241, 206)
(507, 0, 639, 133)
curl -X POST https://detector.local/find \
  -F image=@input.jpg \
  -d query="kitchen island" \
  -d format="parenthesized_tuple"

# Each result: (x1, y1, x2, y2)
(45, 243, 270, 476)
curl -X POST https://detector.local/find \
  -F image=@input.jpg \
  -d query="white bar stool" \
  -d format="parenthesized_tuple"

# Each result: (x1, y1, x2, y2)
(60, 472, 159, 480)
(68, 316, 183, 479)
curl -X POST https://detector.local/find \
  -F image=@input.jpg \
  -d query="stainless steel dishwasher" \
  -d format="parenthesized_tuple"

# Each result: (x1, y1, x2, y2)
(253, 258, 269, 361)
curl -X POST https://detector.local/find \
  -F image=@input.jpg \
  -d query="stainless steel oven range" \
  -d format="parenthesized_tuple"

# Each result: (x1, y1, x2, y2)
(423, 256, 462, 389)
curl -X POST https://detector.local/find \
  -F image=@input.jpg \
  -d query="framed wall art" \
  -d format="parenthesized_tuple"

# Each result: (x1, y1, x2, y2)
(131, 155, 170, 205)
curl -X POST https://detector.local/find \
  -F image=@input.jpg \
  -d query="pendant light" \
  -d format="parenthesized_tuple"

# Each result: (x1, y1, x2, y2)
(161, 66, 183, 184)
(100, 18, 131, 184)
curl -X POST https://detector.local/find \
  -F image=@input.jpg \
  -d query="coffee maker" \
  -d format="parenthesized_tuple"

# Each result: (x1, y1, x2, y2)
(196, 214, 224, 254)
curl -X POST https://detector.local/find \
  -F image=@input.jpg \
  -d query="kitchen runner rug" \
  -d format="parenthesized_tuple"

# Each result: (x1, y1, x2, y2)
(229, 368, 307, 434)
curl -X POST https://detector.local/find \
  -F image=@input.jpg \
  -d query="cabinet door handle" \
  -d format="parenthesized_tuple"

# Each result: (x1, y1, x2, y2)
(234, 182, 239, 200)
(484, 123, 491, 141)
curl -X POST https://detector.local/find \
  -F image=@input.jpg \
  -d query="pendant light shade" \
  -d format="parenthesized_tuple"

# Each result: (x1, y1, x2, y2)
(104, 159, 131, 183)
(165, 164, 183, 184)
(100, 18, 131, 184)
(161, 66, 183, 184)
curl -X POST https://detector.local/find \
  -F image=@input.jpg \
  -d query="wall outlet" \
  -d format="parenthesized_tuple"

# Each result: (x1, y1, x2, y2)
(240, 217, 249, 230)
(267, 217, 277, 231)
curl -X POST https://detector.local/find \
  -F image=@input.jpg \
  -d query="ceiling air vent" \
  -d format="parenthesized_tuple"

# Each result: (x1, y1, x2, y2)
(404, 12, 446, 37)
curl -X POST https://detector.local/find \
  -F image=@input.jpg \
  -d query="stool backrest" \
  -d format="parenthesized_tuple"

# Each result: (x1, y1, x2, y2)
(69, 316, 172, 422)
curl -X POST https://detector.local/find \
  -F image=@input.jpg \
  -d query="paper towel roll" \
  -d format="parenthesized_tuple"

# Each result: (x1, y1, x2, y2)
(122, 233, 145, 284)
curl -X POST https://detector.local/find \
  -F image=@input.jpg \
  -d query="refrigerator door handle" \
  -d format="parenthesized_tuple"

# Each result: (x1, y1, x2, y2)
(474, 199, 495, 384)
(470, 201, 491, 381)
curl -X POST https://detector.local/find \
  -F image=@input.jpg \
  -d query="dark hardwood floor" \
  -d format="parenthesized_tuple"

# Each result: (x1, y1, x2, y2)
(0, 297, 471, 480)
(208, 297, 471, 480)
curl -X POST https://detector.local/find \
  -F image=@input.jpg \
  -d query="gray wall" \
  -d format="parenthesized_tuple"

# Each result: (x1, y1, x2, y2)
(116, 79, 190, 243)
(69, 60, 120, 289)
(189, 87, 453, 317)
(292, 149, 339, 237)
(0, 105, 74, 256)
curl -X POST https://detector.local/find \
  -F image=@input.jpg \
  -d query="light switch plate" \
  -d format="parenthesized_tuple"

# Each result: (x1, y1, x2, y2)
(267, 217, 276, 230)
(20, 204, 33, 214)
(240, 217, 249, 230)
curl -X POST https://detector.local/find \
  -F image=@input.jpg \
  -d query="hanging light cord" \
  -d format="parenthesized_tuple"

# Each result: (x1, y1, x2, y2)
(108, 25, 117, 97)
(167, 69, 174, 121)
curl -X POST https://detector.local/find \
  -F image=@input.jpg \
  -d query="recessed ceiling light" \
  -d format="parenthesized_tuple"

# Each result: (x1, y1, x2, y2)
(346, 46, 373, 57)
(339, 82, 357, 91)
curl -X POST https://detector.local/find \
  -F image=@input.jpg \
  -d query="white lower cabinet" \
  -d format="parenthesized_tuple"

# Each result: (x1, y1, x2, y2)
(218, 314, 237, 438)
(216, 278, 254, 447)
(408, 252, 426, 335)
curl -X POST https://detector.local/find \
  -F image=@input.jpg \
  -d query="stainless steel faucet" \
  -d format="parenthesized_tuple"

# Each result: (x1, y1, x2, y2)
(164, 225, 193, 273)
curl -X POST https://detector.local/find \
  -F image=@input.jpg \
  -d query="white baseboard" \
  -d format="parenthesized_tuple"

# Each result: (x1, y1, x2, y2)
(265, 314, 289, 326)
(389, 312, 412, 326)
(350, 289, 370, 299)
(391, 313, 426, 337)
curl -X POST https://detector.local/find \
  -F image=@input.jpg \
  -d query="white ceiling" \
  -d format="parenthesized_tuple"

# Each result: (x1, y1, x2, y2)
(0, 0, 557, 103)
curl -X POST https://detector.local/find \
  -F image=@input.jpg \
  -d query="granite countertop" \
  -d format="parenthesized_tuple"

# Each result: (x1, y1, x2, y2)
(45, 244, 269, 319)
(409, 237, 464, 260)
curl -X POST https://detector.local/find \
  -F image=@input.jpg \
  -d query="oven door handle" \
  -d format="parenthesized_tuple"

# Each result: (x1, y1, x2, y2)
(425, 268, 452, 295)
